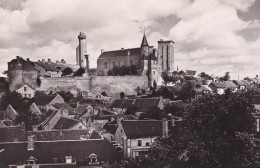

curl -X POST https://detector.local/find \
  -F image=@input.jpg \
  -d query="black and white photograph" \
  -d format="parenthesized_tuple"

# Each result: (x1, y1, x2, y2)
(0, 0, 260, 167)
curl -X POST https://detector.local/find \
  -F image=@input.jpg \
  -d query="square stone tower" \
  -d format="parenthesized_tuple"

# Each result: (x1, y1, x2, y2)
(157, 40, 174, 72)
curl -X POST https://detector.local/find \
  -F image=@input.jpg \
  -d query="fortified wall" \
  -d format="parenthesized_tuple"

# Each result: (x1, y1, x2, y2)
(38, 76, 148, 98)
(90, 76, 148, 97)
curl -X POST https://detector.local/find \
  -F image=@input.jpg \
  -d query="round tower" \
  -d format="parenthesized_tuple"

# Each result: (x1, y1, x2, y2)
(8, 56, 23, 91)
(78, 32, 87, 68)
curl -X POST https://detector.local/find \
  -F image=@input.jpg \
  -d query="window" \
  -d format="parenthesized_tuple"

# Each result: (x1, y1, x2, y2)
(28, 94, 31, 98)
(24, 94, 27, 97)
(104, 62, 107, 69)
(24, 87, 26, 91)
(137, 140, 142, 146)
(146, 142, 150, 146)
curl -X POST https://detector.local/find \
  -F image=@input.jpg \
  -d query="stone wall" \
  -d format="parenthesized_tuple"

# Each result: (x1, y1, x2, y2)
(39, 77, 91, 94)
(90, 76, 148, 97)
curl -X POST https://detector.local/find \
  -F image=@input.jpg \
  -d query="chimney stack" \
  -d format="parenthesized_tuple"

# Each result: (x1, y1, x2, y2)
(121, 48, 124, 50)
(48, 59, 51, 63)
(42, 59, 45, 63)
(26, 58, 30, 61)
(162, 118, 168, 139)
(101, 49, 104, 54)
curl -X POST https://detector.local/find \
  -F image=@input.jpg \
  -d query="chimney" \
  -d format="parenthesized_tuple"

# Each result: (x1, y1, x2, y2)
(256, 75, 258, 78)
(121, 48, 124, 50)
(160, 39, 164, 41)
(101, 49, 105, 54)
(171, 118, 175, 126)
(61, 59, 66, 64)
(122, 136, 128, 158)
(16, 56, 20, 59)
(162, 118, 168, 138)
(26, 58, 30, 61)
(27, 135, 35, 151)
(38, 60, 41, 62)
(127, 50, 130, 56)
(48, 59, 51, 63)
(42, 59, 45, 63)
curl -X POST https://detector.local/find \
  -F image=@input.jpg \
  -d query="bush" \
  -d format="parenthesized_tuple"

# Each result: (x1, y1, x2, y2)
(62, 67, 73, 76)
(74, 67, 85, 77)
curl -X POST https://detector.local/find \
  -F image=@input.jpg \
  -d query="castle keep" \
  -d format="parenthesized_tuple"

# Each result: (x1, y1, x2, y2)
(8, 32, 175, 97)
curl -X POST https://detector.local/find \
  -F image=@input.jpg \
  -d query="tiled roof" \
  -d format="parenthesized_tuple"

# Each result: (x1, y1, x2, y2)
(38, 110, 58, 128)
(52, 117, 80, 129)
(109, 99, 134, 109)
(98, 48, 141, 59)
(133, 98, 161, 112)
(52, 103, 74, 115)
(209, 82, 227, 88)
(34, 61, 69, 72)
(186, 70, 196, 76)
(224, 81, 237, 89)
(109, 99, 124, 108)
(254, 95, 260, 105)
(0, 139, 122, 165)
(121, 120, 163, 139)
(34, 94, 57, 106)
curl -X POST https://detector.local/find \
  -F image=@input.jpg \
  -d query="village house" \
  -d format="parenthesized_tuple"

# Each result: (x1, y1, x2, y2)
(109, 99, 135, 114)
(115, 119, 168, 158)
(15, 83, 36, 98)
(208, 82, 227, 95)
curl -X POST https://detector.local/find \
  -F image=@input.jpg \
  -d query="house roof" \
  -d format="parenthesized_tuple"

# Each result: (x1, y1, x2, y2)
(0, 139, 122, 165)
(209, 82, 227, 88)
(98, 48, 141, 59)
(186, 70, 196, 76)
(224, 81, 238, 89)
(34, 61, 69, 72)
(38, 109, 58, 128)
(34, 94, 58, 106)
(52, 117, 80, 129)
(16, 82, 35, 91)
(109, 99, 134, 109)
(121, 120, 163, 139)
(52, 103, 74, 115)
(133, 98, 161, 112)
(109, 99, 124, 108)
(254, 95, 260, 105)
(141, 34, 149, 46)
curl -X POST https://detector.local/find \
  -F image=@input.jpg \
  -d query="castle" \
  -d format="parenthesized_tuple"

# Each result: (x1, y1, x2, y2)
(8, 32, 175, 97)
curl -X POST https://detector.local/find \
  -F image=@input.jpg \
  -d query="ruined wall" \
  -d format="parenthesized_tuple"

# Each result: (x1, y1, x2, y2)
(90, 76, 148, 97)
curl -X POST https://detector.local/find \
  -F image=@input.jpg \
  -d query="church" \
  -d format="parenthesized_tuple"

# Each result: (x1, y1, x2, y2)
(76, 32, 175, 86)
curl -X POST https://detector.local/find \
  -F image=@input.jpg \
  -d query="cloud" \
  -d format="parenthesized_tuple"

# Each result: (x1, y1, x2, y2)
(0, 0, 259, 79)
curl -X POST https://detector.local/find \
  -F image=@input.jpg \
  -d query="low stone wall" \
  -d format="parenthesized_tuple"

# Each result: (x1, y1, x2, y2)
(90, 75, 148, 97)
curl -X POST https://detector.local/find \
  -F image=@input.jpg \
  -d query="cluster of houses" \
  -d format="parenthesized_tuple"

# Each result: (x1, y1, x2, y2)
(0, 91, 183, 167)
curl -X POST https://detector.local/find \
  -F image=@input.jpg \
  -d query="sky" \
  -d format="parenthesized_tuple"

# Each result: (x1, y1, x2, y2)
(0, 0, 260, 79)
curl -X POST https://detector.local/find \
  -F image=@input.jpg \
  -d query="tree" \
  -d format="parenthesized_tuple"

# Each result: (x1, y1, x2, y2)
(57, 91, 74, 103)
(219, 72, 230, 81)
(164, 103, 183, 117)
(147, 92, 260, 168)
(73, 67, 85, 76)
(178, 81, 196, 102)
(62, 67, 73, 76)
(14, 110, 38, 131)
(120, 91, 125, 99)
(0, 91, 29, 110)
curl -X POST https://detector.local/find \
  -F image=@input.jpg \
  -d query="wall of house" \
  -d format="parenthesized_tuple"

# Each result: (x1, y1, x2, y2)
(97, 55, 141, 75)
(16, 84, 35, 98)
(90, 76, 148, 97)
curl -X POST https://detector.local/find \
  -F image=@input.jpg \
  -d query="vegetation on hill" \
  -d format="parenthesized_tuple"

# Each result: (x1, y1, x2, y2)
(62, 67, 74, 76)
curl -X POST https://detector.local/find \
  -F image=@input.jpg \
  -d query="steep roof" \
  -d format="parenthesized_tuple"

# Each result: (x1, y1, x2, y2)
(52, 117, 80, 129)
(141, 34, 149, 46)
(133, 98, 161, 112)
(224, 81, 238, 89)
(98, 48, 141, 59)
(121, 120, 163, 139)
(209, 82, 227, 89)
(34, 94, 57, 106)
(109, 99, 124, 108)
(0, 139, 122, 165)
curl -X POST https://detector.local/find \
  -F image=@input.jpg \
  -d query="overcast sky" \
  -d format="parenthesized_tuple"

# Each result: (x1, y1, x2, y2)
(0, 0, 260, 79)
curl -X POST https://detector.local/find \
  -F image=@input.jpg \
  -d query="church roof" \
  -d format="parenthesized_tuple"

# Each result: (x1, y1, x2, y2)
(98, 48, 141, 59)
(141, 34, 149, 46)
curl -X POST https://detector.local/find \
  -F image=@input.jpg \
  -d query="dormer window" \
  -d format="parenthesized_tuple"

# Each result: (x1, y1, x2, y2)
(65, 156, 72, 163)
(89, 153, 99, 165)
(26, 156, 37, 164)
